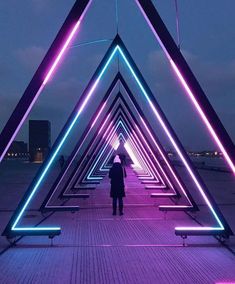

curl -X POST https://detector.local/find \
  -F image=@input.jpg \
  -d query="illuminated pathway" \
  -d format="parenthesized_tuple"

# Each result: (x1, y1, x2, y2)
(0, 163, 235, 283)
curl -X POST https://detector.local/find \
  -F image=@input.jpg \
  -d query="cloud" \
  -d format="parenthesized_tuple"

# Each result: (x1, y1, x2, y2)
(147, 49, 235, 99)
(30, 0, 51, 12)
(15, 46, 46, 71)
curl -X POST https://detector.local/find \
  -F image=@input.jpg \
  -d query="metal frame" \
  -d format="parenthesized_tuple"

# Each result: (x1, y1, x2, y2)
(1, 0, 233, 237)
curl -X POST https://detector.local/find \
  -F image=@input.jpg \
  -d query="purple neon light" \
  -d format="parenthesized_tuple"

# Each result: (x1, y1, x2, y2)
(91, 102, 107, 128)
(0, 18, 86, 164)
(135, 124, 172, 185)
(46, 103, 108, 206)
(131, 125, 166, 185)
(170, 59, 235, 175)
(123, 86, 188, 196)
(139, 117, 192, 205)
(113, 115, 158, 178)
(118, 45, 224, 230)
(124, 141, 142, 168)
(118, 119, 155, 176)
(120, 118, 165, 183)
(135, 0, 235, 175)
(93, 118, 151, 176)
(132, 128, 164, 183)
(43, 20, 81, 85)
(105, 118, 146, 172)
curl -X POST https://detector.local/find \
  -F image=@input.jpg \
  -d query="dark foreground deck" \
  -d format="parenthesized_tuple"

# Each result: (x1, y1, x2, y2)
(0, 164, 235, 284)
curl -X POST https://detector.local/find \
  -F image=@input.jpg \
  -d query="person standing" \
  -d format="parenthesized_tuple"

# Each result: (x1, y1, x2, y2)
(109, 155, 126, 216)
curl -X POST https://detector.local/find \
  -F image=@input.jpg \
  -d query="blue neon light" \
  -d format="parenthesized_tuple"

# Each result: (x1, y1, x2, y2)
(12, 46, 118, 231)
(12, 44, 225, 234)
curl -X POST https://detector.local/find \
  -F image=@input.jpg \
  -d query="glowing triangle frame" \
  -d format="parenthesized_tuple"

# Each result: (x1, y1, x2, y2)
(83, 103, 165, 184)
(41, 82, 191, 210)
(84, 108, 165, 184)
(0, 0, 233, 236)
(2, 35, 232, 238)
(2, 35, 233, 237)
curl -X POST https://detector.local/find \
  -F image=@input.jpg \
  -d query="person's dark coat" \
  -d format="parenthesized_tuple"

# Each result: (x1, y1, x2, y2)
(109, 163, 125, 198)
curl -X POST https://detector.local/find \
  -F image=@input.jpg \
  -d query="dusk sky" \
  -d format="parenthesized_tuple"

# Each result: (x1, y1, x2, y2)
(1, 0, 235, 151)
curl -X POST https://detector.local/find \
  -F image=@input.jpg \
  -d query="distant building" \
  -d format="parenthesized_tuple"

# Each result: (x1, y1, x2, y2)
(6, 141, 28, 159)
(29, 120, 51, 162)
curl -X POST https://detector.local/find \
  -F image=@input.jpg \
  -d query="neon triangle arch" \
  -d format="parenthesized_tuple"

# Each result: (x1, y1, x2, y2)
(84, 104, 166, 186)
(41, 86, 195, 211)
(85, 109, 167, 186)
(0, 1, 233, 237)
(48, 108, 179, 206)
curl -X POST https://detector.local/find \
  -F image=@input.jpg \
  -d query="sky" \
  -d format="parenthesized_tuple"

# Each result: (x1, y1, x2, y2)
(0, 0, 235, 151)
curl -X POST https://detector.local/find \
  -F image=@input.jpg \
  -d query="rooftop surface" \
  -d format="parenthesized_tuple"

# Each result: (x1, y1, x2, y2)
(0, 161, 235, 284)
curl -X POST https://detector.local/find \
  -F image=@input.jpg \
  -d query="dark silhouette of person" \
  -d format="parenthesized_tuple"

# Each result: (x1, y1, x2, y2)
(109, 155, 126, 216)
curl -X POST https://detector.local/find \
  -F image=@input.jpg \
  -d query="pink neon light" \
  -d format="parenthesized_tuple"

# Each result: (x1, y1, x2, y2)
(130, 127, 164, 183)
(136, 1, 231, 229)
(118, 118, 156, 178)
(170, 59, 235, 175)
(91, 102, 107, 128)
(133, 125, 168, 186)
(136, 0, 235, 175)
(107, 116, 150, 173)
(121, 122, 154, 176)
(98, 114, 111, 135)
(140, 117, 192, 204)
(124, 141, 142, 168)
(115, 119, 151, 174)
(43, 20, 81, 85)
(151, 193, 175, 196)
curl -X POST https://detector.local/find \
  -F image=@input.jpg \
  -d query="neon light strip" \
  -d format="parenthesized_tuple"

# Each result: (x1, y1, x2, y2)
(135, 124, 172, 186)
(0, 11, 89, 164)
(118, 120, 155, 176)
(13, 227, 61, 231)
(159, 205, 191, 209)
(47, 112, 112, 206)
(140, 117, 189, 201)
(43, 20, 81, 85)
(118, 120, 152, 174)
(99, 133, 124, 170)
(151, 193, 175, 196)
(87, 114, 140, 177)
(86, 120, 120, 179)
(92, 116, 151, 178)
(131, 125, 165, 184)
(116, 100, 169, 183)
(114, 119, 152, 174)
(124, 141, 141, 168)
(100, 134, 121, 170)
(119, 108, 163, 181)
(131, 127, 161, 180)
(12, 47, 118, 230)
(121, 84, 187, 196)
(13, 43, 225, 233)
(175, 227, 223, 231)
(170, 59, 235, 174)
(136, 1, 235, 175)
(91, 102, 107, 128)
(98, 134, 119, 171)
(118, 46, 224, 229)
(86, 121, 118, 179)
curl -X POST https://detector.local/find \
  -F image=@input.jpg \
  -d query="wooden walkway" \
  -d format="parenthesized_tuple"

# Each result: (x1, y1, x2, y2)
(0, 165, 235, 283)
